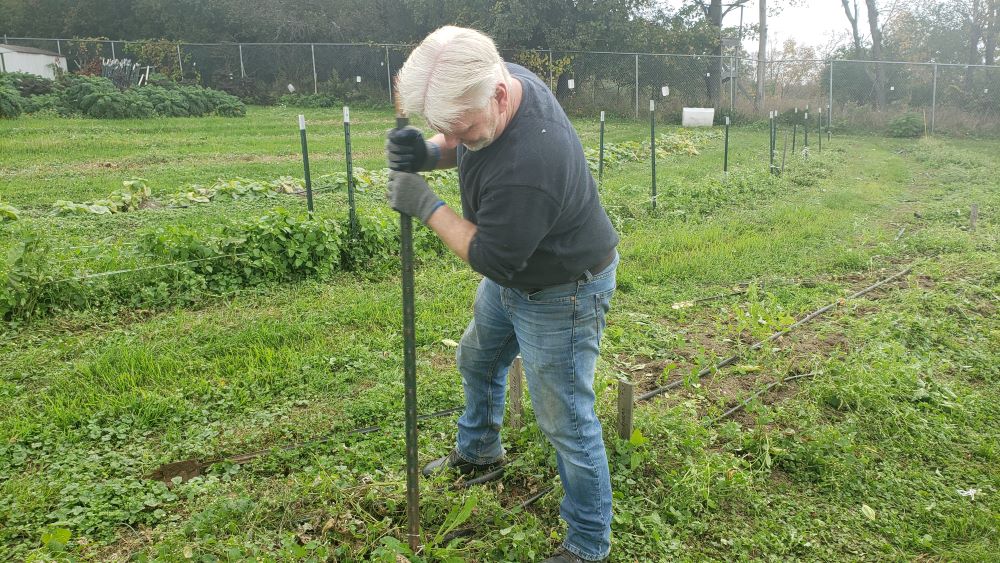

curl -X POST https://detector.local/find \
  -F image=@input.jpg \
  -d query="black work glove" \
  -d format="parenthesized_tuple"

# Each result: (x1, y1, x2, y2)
(387, 171, 445, 223)
(386, 126, 440, 172)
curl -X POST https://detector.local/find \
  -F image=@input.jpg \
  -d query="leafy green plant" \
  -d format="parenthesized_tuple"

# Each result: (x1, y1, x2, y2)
(53, 178, 152, 215)
(887, 113, 924, 138)
(0, 200, 19, 222)
(0, 235, 60, 320)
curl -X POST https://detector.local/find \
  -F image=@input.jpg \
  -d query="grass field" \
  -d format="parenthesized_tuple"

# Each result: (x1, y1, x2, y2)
(1, 107, 998, 561)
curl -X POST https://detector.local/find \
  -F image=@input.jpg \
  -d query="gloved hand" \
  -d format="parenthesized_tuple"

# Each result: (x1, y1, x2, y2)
(387, 171, 445, 223)
(386, 126, 440, 172)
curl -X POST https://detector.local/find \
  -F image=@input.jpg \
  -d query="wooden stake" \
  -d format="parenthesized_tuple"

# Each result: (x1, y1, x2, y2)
(508, 356, 524, 429)
(617, 380, 634, 440)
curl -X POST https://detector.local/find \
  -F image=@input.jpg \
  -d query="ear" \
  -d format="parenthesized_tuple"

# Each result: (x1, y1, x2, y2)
(494, 82, 509, 112)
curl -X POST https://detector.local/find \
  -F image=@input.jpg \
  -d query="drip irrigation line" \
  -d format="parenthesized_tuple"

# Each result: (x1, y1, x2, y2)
(439, 484, 557, 544)
(49, 253, 250, 284)
(637, 264, 915, 403)
(713, 371, 819, 422)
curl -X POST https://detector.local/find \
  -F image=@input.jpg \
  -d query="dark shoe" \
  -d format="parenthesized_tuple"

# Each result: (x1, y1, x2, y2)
(421, 448, 504, 478)
(541, 547, 608, 563)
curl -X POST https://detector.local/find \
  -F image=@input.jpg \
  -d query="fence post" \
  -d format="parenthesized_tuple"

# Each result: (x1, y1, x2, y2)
(548, 49, 554, 91)
(56, 39, 61, 55)
(634, 54, 639, 119)
(385, 45, 392, 105)
(828, 60, 834, 132)
(0, 52, 6, 73)
(176, 44, 183, 77)
(110, 41, 115, 60)
(239, 44, 245, 79)
(931, 63, 938, 135)
(311, 43, 318, 94)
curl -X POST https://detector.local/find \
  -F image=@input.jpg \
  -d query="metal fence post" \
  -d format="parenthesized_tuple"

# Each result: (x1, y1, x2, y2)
(311, 43, 318, 94)
(239, 44, 245, 79)
(385, 45, 393, 105)
(548, 49, 554, 91)
(110, 41, 116, 60)
(56, 39, 61, 55)
(634, 54, 639, 119)
(828, 60, 834, 131)
(0, 52, 6, 73)
(177, 44, 183, 77)
(931, 63, 938, 135)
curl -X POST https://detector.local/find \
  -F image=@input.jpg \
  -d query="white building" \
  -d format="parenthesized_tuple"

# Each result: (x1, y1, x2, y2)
(0, 44, 68, 79)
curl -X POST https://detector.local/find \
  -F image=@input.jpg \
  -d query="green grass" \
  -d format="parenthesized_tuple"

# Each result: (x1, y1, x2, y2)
(0, 108, 998, 561)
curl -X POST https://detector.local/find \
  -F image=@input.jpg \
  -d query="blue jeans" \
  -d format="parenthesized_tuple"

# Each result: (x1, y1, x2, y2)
(455, 253, 618, 561)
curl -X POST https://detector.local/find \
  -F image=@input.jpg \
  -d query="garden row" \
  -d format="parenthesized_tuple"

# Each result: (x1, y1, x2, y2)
(1, 208, 447, 323)
(0, 72, 245, 119)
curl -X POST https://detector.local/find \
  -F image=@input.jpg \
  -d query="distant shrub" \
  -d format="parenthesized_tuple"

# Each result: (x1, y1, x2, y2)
(0, 71, 54, 96)
(21, 93, 60, 113)
(0, 85, 23, 118)
(887, 113, 924, 138)
(52, 74, 244, 119)
(279, 93, 341, 108)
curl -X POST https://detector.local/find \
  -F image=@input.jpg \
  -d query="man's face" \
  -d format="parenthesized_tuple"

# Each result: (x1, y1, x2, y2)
(441, 97, 501, 151)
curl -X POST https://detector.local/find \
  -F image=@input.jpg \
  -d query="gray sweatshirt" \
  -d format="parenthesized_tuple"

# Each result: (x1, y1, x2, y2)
(458, 63, 619, 289)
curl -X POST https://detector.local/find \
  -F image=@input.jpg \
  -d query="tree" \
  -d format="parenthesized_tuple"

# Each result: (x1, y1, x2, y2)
(840, 0, 865, 58)
(865, 0, 888, 110)
(757, 0, 767, 112)
(692, 0, 750, 107)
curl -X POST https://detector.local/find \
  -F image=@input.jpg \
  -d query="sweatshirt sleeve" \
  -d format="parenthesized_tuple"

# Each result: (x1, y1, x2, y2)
(468, 184, 562, 283)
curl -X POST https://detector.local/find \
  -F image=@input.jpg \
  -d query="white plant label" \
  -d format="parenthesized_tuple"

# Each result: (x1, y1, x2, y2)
(298, 115, 306, 130)
(568, 79, 575, 89)
(356, 76, 361, 83)
(343, 106, 350, 123)
(600, 111, 605, 122)
(649, 100, 655, 111)
(661, 86, 669, 97)
(725, 116, 730, 126)
(890, 86, 895, 91)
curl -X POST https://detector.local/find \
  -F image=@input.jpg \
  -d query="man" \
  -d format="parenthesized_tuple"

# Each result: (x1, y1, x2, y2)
(385, 26, 619, 563)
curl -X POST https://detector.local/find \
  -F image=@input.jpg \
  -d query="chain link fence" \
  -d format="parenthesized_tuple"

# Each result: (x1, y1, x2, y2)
(4, 36, 1000, 135)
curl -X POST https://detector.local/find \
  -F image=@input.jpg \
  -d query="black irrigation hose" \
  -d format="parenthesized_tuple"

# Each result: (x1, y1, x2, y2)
(637, 264, 915, 403)
(712, 371, 819, 423)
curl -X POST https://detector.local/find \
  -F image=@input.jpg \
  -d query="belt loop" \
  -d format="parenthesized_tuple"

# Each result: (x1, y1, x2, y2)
(582, 269, 594, 283)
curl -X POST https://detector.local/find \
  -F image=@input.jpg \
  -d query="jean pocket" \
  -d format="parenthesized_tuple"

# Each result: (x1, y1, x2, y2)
(524, 282, 577, 303)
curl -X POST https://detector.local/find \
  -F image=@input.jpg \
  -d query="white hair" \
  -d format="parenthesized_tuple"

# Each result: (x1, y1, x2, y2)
(396, 26, 511, 133)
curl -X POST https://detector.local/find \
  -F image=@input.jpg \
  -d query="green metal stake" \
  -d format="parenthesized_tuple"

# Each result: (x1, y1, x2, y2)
(344, 107, 357, 238)
(723, 115, 730, 176)
(395, 112, 421, 554)
(650, 100, 656, 210)
(804, 110, 810, 158)
(598, 110, 605, 187)
(298, 115, 314, 216)
(818, 108, 823, 153)
(792, 108, 797, 154)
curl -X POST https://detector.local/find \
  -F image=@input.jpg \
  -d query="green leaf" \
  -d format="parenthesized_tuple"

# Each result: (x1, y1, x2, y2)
(861, 503, 877, 521)
(629, 428, 647, 447)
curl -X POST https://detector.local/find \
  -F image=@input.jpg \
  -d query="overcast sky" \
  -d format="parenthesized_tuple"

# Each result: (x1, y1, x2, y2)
(667, 1, 872, 54)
